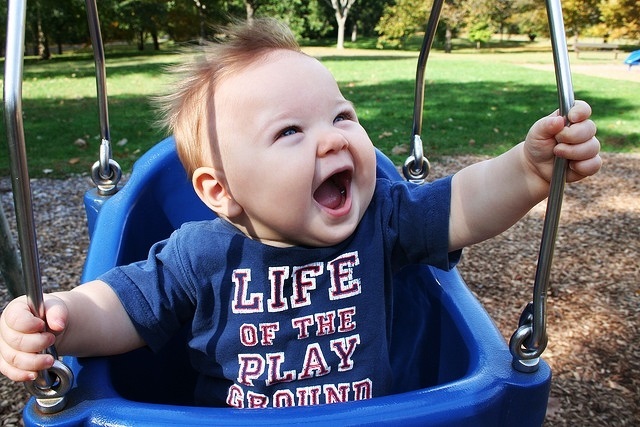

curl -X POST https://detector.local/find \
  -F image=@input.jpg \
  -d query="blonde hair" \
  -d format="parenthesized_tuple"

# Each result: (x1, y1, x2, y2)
(154, 18, 301, 178)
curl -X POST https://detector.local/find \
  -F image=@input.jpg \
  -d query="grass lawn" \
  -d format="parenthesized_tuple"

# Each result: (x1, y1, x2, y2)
(1, 40, 638, 178)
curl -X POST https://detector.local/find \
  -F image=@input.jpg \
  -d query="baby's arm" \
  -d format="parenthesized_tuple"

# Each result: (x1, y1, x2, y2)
(448, 100, 601, 251)
(0, 280, 144, 382)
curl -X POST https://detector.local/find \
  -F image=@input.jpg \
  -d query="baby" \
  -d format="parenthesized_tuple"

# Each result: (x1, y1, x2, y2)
(0, 19, 601, 408)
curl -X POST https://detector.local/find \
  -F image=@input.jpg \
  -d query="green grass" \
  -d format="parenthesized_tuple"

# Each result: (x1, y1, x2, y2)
(1, 41, 638, 178)
(323, 49, 639, 165)
(1, 50, 182, 177)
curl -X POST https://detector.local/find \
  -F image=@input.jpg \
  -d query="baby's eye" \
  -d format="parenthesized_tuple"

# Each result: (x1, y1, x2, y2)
(334, 110, 355, 123)
(279, 127, 298, 138)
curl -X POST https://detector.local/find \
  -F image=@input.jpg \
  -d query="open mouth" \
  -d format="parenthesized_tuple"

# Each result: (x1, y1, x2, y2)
(313, 170, 352, 211)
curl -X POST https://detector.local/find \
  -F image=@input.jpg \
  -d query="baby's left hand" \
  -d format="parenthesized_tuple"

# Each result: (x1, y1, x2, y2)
(525, 100, 602, 183)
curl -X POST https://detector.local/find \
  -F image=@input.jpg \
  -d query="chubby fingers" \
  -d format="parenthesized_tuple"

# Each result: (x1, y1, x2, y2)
(546, 100, 591, 123)
(0, 297, 58, 381)
(0, 347, 56, 382)
(554, 118, 598, 153)
(566, 100, 592, 123)
(556, 132, 602, 182)
(543, 100, 593, 142)
(566, 152, 603, 182)
(553, 108, 601, 181)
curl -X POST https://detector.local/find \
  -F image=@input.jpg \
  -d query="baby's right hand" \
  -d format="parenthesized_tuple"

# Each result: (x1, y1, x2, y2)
(0, 295, 67, 382)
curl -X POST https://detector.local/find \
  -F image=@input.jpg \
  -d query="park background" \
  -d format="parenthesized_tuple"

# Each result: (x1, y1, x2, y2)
(0, 0, 638, 425)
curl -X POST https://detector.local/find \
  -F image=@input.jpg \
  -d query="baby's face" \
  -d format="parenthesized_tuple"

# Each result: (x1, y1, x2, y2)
(212, 50, 376, 247)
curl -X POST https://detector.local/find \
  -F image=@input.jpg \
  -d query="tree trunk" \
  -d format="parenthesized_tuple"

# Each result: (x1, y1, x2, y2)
(445, 24, 452, 53)
(331, 0, 357, 50)
(336, 16, 347, 49)
(138, 31, 144, 50)
(35, 5, 50, 60)
(0, 203, 24, 297)
(245, 1, 255, 23)
(152, 29, 160, 50)
(351, 23, 357, 42)
(39, 37, 50, 60)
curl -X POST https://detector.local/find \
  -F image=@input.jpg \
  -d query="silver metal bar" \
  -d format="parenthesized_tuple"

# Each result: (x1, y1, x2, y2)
(411, 0, 444, 140)
(4, 0, 73, 412)
(403, 0, 444, 183)
(85, 0, 121, 195)
(531, 0, 575, 352)
(3, 0, 49, 385)
(510, 0, 574, 372)
(85, 0, 110, 172)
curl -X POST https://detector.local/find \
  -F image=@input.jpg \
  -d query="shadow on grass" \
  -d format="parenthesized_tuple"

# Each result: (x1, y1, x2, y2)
(18, 51, 178, 80)
(348, 79, 638, 165)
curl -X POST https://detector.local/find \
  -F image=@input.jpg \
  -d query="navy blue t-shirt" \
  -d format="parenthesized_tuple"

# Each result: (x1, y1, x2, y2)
(100, 176, 460, 407)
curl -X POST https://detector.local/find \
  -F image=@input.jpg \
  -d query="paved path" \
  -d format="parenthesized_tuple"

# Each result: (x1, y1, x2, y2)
(522, 63, 640, 82)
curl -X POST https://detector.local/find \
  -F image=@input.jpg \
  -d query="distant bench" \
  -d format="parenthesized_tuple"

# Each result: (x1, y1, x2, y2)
(574, 42, 621, 59)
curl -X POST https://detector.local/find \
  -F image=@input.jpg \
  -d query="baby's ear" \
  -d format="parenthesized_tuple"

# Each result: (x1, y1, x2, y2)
(192, 167, 243, 218)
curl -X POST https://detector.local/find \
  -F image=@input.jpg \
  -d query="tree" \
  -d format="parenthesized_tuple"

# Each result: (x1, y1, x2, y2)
(240, 0, 332, 39)
(376, 0, 464, 51)
(349, 0, 388, 40)
(47, 0, 87, 54)
(112, 0, 169, 50)
(441, 0, 466, 52)
(468, 20, 493, 48)
(600, 0, 640, 39)
(27, 0, 50, 59)
(460, 0, 501, 46)
(376, 0, 431, 48)
(488, 0, 514, 40)
(163, 1, 206, 42)
(328, 0, 358, 49)
(509, 0, 549, 40)
(560, 0, 602, 43)
(242, 0, 281, 23)
(21, 0, 88, 58)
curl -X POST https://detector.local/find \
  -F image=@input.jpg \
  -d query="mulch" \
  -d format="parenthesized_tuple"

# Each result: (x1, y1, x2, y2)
(0, 152, 638, 425)
(449, 153, 640, 425)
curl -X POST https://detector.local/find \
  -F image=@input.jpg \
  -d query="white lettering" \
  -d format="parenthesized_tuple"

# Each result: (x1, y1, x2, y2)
(291, 263, 323, 308)
(330, 334, 360, 372)
(226, 378, 373, 408)
(328, 251, 361, 300)
(267, 266, 289, 312)
(232, 269, 263, 313)
(298, 343, 331, 380)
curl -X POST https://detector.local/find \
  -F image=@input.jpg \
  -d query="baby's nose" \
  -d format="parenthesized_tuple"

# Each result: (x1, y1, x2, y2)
(317, 131, 349, 157)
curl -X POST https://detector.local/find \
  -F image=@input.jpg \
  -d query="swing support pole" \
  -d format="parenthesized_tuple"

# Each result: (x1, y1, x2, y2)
(402, 0, 445, 183)
(86, 0, 122, 196)
(405, 0, 575, 373)
(3, 0, 73, 413)
(509, 0, 575, 373)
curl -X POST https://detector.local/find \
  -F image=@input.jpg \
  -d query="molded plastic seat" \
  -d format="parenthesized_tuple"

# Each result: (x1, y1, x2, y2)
(624, 49, 640, 68)
(23, 137, 551, 426)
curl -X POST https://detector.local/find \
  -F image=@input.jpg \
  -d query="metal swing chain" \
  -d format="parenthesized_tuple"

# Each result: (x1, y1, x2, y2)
(509, 0, 575, 373)
(4, 0, 73, 413)
(403, 0, 446, 183)
(86, 0, 122, 196)
(405, 0, 574, 372)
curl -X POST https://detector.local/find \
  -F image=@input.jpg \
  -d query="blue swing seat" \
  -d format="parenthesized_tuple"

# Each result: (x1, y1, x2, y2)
(23, 137, 551, 426)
